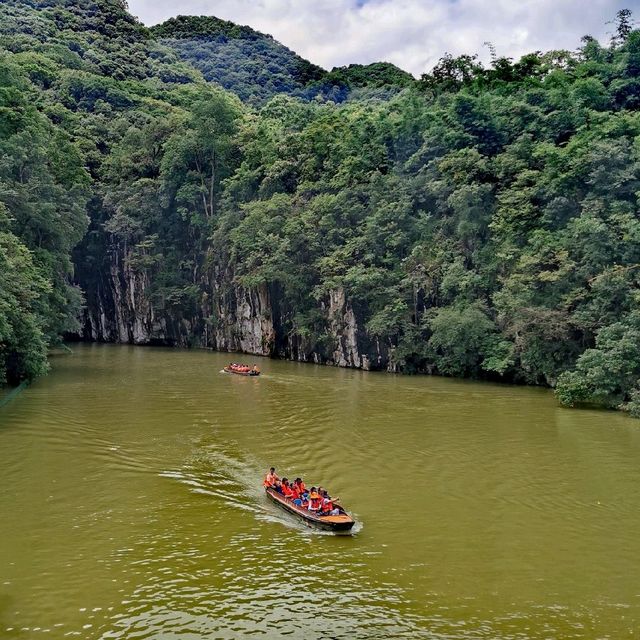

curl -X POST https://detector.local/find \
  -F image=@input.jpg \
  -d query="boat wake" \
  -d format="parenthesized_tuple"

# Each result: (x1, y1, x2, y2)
(160, 444, 361, 536)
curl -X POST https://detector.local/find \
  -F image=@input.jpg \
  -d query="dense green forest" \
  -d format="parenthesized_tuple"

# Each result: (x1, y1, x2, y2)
(2, 0, 640, 416)
(151, 15, 414, 104)
(0, 0, 199, 382)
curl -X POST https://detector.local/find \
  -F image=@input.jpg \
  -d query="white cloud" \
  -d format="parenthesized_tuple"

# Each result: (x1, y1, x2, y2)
(128, 0, 638, 76)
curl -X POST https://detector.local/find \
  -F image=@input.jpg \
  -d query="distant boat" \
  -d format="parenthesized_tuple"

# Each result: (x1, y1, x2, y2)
(223, 365, 260, 376)
(265, 486, 355, 533)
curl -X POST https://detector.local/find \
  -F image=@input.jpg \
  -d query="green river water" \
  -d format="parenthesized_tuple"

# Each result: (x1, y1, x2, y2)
(1, 344, 639, 639)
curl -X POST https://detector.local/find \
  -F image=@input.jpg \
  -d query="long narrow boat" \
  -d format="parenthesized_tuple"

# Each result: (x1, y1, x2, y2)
(265, 487, 355, 533)
(223, 366, 260, 376)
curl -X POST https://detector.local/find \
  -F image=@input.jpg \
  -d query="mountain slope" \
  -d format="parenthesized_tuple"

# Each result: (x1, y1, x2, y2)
(150, 15, 325, 103)
(151, 15, 415, 104)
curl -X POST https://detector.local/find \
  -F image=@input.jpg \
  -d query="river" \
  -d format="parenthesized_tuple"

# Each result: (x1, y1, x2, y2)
(1, 344, 639, 639)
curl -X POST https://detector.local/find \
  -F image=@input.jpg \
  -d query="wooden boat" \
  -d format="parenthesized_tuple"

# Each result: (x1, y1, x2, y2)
(265, 486, 355, 533)
(223, 366, 260, 376)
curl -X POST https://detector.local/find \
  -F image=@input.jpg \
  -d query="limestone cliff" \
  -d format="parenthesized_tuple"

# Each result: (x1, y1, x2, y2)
(75, 243, 394, 371)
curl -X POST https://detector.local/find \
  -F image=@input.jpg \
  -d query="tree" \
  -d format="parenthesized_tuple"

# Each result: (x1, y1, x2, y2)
(611, 9, 634, 46)
(428, 303, 496, 377)
(419, 53, 483, 93)
(162, 92, 241, 223)
(556, 313, 640, 411)
(0, 207, 50, 384)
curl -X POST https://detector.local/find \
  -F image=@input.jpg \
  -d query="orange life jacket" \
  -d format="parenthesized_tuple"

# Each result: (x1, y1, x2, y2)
(282, 484, 294, 498)
(322, 497, 333, 512)
(308, 494, 322, 511)
(290, 485, 301, 500)
(264, 472, 277, 487)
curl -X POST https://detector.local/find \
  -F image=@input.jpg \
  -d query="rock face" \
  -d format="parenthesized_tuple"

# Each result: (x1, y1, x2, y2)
(75, 243, 394, 371)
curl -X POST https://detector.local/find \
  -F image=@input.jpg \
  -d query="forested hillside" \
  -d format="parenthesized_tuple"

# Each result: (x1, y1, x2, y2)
(0, 0, 207, 382)
(2, 0, 640, 416)
(151, 15, 414, 104)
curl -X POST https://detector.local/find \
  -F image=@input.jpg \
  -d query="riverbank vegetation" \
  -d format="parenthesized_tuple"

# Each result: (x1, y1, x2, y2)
(2, 0, 640, 416)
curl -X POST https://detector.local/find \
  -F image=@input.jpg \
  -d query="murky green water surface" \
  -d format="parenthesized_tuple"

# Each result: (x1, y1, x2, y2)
(1, 345, 639, 639)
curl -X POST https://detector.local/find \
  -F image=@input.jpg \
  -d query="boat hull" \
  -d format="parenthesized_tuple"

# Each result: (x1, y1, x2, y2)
(265, 487, 355, 532)
(223, 367, 260, 376)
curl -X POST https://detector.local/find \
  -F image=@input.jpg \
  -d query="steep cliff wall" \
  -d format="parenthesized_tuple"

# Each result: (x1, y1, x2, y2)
(75, 244, 394, 371)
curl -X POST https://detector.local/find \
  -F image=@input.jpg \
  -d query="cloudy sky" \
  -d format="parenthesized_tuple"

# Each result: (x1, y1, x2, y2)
(128, 0, 638, 77)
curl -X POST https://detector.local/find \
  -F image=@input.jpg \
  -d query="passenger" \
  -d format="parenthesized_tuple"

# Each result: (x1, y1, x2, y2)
(274, 479, 284, 494)
(294, 477, 307, 497)
(317, 486, 332, 509)
(290, 482, 303, 505)
(263, 467, 278, 487)
(281, 478, 295, 499)
(320, 489, 340, 516)
(307, 487, 322, 512)
(317, 488, 328, 515)
(252, 364, 260, 373)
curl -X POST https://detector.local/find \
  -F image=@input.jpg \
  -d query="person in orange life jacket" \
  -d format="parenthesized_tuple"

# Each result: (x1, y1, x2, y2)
(319, 489, 332, 514)
(320, 489, 340, 516)
(281, 478, 295, 499)
(263, 467, 278, 487)
(289, 482, 302, 505)
(307, 487, 322, 512)
(294, 478, 307, 499)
